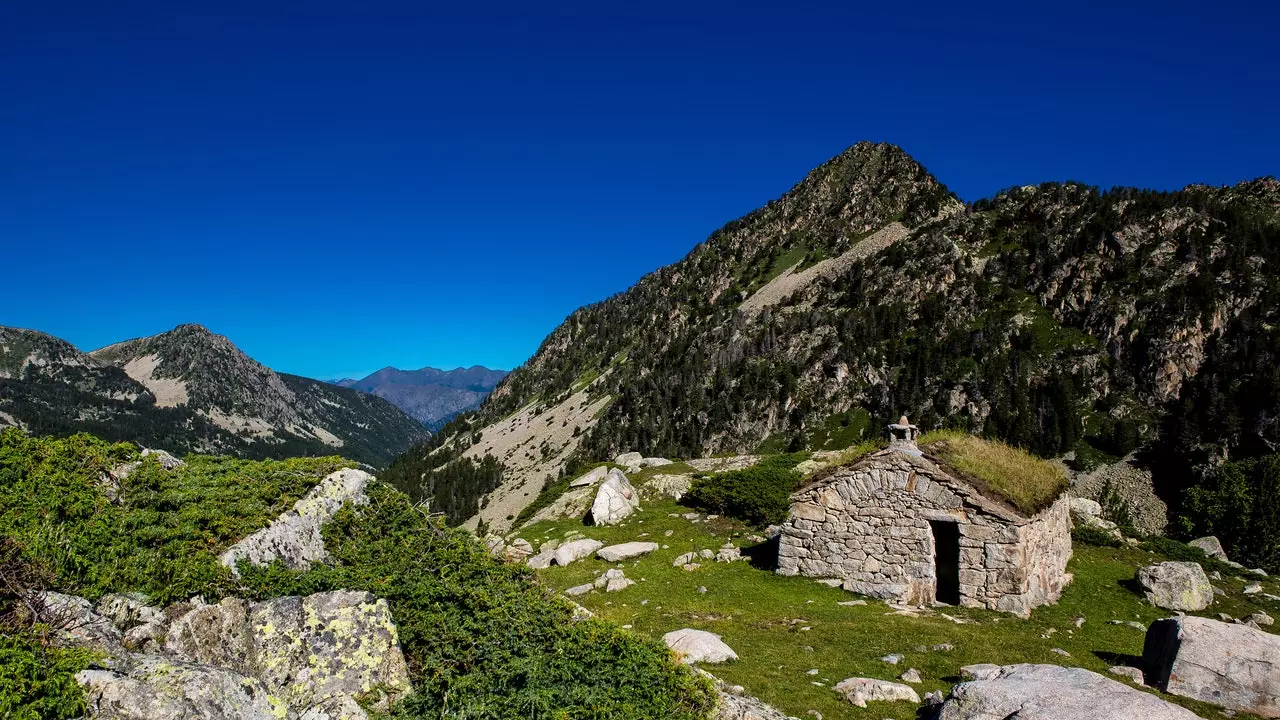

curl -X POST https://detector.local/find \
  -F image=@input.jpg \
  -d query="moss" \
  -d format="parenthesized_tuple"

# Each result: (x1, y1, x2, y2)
(920, 431, 1067, 515)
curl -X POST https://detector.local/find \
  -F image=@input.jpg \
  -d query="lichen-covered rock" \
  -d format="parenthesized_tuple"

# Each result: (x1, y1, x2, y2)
(833, 677, 921, 707)
(663, 628, 738, 664)
(77, 656, 288, 720)
(589, 469, 640, 525)
(300, 695, 368, 720)
(97, 593, 165, 632)
(1144, 615, 1280, 718)
(1189, 536, 1228, 560)
(936, 664, 1203, 719)
(596, 541, 658, 562)
(162, 591, 410, 712)
(1136, 561, 1214, 611)
(220, 468, 372, 576)
(35, 591, 122, 650)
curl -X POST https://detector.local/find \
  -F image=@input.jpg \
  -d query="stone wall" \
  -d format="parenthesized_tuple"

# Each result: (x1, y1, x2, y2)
(777, 450, 1072, 616)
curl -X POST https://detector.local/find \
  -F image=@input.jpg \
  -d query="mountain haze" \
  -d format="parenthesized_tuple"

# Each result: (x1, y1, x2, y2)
(388, 142, 1280, 533)
(0, 324, 428, 465)
(333, 365, 507, 429)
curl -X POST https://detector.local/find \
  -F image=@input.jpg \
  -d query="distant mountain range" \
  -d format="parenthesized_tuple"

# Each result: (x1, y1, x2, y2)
(0, 324, 428, 466)
(332, 366, 508, 430)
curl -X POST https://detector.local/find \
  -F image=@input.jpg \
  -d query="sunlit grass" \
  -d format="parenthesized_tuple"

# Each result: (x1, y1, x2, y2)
(919, 430, 1067, 515)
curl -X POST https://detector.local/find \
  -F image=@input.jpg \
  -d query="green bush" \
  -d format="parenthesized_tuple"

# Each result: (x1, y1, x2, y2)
(683, 454, 806, 526)
(0, 634, 94, 720)
(1180, 454, 1280, 573)
(1071, 524, 1121, 548)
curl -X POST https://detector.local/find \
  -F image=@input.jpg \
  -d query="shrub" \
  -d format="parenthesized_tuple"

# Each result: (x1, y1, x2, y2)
(1180, 454, 1280, 573)
(1071, 524, 1121, 548)
(684, 456, 805, 526)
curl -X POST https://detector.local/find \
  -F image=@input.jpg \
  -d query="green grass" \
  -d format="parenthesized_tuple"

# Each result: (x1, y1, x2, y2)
(920, 431, 1068, 515)
(521, 497, 1279, 720)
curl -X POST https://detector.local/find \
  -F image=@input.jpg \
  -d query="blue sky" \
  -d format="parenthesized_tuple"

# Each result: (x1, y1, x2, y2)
(3, 0, 1277, 380)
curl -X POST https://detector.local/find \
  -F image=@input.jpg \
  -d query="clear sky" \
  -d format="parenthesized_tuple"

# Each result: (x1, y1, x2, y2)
(3, 0, 1277, 380)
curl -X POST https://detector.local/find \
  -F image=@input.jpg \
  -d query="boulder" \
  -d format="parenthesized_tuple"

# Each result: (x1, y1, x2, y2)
(834, 677, 920, 708)
(564, 584, 594, 597)
(663, 628, 738, 664)
(569, 466, 609, 488)
(936, 664, 1203, 719)
(1068, 497, 1102, 518)
(673, 552, 698, 567)
(219, 468, 372, 576)
(1189, 536, 1227, 560)
(605, 576, 635, 592)
(614, 451, 644, 467)
(526, 548, 556, 569)
(596, 541, 659, 562)
(1136, 562, 1214, 611)
(503, 538, 534, 562)
(1109, 666, 1145, 683)
(77, 658, 282, 720)
(1144, 614, 1280, 717)
(589, 469, 640, 525)
(553, 538, 604, 566)
(640, 457, 674, 468)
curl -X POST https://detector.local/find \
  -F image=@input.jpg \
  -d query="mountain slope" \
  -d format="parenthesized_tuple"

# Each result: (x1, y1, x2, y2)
(390, 142, 1280, 533)
(0, 324, 427, 465)
(333, 365, 507, 429)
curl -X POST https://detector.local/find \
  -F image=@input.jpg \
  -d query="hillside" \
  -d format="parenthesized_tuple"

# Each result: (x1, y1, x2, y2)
(333, 365, 508, 429)
(0, 324, 427, 466)
(388, 142, 1280, 539)
(513, 449, 1278, 720)
(0, 429, 714, 719)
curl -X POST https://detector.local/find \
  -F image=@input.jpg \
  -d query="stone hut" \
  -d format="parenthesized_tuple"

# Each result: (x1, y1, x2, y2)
(777, 420, 1072, 617)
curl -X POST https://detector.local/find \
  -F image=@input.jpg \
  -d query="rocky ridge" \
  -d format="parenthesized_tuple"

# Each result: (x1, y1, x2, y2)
(407, 144, 1280, 529)
(0, 324, 427, 466)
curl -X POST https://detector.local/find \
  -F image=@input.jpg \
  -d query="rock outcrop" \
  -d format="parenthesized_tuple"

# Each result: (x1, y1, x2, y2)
(1136, 562, 1214, 611)
(589, 469, 640, 525)
(220, 468, 372, 575)
(1144, 615, 1280, 718)
(662, 628, 738, 664)
(936, 663, 1203, 719)
(40, 589, 411, 720)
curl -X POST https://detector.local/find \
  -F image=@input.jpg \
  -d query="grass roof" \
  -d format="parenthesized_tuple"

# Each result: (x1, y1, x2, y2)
(919, 430, 1068, 516)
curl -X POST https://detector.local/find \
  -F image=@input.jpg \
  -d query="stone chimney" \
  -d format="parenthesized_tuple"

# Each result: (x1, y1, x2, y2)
(887, 415, 921, 455)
